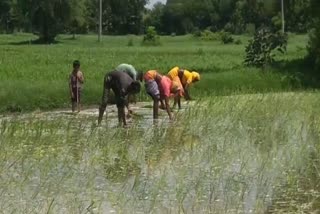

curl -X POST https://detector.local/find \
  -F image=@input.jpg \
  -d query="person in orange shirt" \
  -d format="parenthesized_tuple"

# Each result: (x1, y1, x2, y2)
(144, 70, 182, 120)
(167, 66, 200, 108)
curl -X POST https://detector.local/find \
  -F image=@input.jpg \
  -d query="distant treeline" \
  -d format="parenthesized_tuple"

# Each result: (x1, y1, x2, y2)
(0, 0, 312, 38)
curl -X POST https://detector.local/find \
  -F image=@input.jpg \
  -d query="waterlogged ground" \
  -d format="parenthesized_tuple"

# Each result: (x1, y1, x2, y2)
(1, 93, 320, 213)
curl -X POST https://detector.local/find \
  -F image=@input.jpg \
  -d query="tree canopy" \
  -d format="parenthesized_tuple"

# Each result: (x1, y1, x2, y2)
(0, 0, 316, 47)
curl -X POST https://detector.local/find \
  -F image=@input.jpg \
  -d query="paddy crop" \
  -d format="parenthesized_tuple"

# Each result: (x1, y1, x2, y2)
(1, 92, 320, 213)
(0, 33, 310, 112)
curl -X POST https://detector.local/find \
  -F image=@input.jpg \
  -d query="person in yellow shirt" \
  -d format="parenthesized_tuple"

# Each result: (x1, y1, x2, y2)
(167, 66, 200, 107)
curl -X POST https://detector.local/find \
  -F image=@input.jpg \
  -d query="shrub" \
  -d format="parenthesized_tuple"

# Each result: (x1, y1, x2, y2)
(142, 26, 161, 46)
(307, 20, 320, 70)
(199, 29, 220, 41)
(245, 23, 256, 35)
(196, 29, 234, 44)
(235, 39, 242, 45)
(127, 37, 134, 46)
(244, 28, 288, 68)
(219, 31, 234, 44)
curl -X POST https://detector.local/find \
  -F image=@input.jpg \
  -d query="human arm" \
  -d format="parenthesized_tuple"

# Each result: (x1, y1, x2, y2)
(77, 71, 84, 84)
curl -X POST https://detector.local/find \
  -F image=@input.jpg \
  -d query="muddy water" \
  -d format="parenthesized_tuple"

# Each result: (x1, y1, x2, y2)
(1, 99, 320, 213)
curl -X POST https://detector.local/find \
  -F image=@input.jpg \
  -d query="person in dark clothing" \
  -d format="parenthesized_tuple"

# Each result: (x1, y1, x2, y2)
(98, 70, 141, 126)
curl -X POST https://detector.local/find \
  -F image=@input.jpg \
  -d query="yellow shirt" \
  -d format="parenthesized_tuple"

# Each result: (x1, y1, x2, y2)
(167, 66, 179, 80)
(168, 67, 200, 86)
(181, 70, 193, 85)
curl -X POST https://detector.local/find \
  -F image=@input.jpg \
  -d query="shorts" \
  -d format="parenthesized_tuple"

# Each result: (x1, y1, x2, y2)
(145, 80, 160, 100)
(71, 87, 81, 102)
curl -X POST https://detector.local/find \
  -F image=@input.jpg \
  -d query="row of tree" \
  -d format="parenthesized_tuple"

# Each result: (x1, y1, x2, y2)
(145, 0, 311, 35)
(0, 0, 147, 42)
(0, 0, 314, 40)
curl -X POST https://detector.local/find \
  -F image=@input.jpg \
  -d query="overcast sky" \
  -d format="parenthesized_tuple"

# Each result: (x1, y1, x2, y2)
(146, 0, 167, 8)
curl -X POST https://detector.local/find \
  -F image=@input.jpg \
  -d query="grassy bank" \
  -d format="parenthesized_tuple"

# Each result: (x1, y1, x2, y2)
(0, 33, 310, 112)
(1, 92, 320, 213)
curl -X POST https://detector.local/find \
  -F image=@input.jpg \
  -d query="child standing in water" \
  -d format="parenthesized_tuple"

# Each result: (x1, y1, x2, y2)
(69, 60, 84, 113)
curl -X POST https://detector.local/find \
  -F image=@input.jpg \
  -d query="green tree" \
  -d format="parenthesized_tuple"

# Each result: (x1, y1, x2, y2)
(97, 0, 147, 35)
(17, 0, 73, 42)
(308, 0, 320, 70)
(65, 0, 88, 39)
(245, 28, 287, 68)
(0, 0, 12, 33)
(143, 2, 165, 34)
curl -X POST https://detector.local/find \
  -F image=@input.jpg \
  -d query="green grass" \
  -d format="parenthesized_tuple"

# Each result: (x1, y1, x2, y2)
(0, 33, 311, 112)
(1, 92, 320, 213)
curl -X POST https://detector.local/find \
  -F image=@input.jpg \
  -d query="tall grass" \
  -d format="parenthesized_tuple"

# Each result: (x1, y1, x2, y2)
(0, 33, 310, 112)
(0, 92, 320, 213)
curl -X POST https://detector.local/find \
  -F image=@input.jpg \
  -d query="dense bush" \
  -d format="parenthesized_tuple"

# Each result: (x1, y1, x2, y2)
(220, 31, 234, 44)
(307, 0, 320, 70)
(308, 24, 320, 70)
(244, 28, 287, 68)
(194, 29, 234, 44)
(198, 29, 220, 41)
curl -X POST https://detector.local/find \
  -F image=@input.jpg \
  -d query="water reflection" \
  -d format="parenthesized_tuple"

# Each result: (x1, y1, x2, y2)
(1, 99, 320, 213)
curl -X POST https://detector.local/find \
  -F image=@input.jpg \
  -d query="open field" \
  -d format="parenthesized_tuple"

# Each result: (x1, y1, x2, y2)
(1, 93, 320, 213)
(1, 33, 319, 213)
(0, 33, 312, 112)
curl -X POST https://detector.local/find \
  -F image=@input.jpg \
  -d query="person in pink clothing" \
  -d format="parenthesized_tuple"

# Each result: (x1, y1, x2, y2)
(144, 70, 182, 120)
(158, 76, 182, 120)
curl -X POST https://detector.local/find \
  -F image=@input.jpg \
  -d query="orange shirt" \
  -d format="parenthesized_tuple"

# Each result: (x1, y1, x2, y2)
(144, 70, 159, 81)
(171, 76, 184, 97)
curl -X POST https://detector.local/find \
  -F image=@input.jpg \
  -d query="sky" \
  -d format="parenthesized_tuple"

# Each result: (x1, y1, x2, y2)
(146, 0, 167, 9)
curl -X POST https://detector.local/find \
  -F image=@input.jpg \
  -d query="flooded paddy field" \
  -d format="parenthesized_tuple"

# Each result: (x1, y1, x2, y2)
(1, 93, 320, 213)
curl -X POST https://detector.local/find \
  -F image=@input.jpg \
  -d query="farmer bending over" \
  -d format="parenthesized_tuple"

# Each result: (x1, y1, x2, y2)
(115, 63, 143, 113)
(98, 70, 141, 126)
(69, 60, 84, 113)
(167, 66, 200, 103)
(116, 63, 143, 82)
(144, 70, 182, 120)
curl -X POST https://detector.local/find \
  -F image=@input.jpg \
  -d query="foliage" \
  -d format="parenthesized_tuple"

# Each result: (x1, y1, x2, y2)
(0, 33, 309, 112)
(245, 28, 288, 68)
(307, 0, 320, 70)
(308, 25, 320, 70)
(142, 26, 160, 46)
(0, 0, 314, 36)
(194, 29, 234, 44)
(220, 31, 234, 44)
(143, 2, 165, 34)
(197, 29, 220, 41)
(2, 92, 320, 213)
